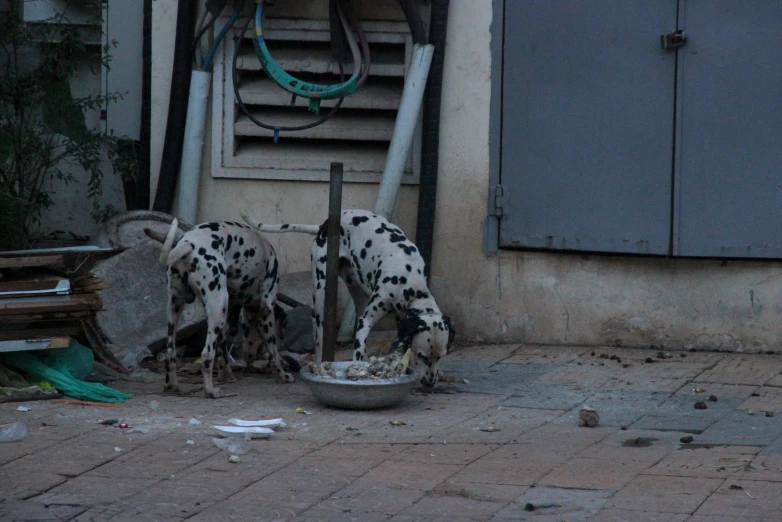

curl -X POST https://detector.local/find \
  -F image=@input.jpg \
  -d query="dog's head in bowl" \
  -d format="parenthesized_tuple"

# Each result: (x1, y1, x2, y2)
(390, 309, 455, 388)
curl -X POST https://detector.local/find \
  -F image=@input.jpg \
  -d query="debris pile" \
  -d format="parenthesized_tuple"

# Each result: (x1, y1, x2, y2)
(307, 350, 413, 380)
(0, 246, 116, 358)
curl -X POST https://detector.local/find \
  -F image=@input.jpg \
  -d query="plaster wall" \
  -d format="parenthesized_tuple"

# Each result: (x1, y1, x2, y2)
(151, 0, 782, 352)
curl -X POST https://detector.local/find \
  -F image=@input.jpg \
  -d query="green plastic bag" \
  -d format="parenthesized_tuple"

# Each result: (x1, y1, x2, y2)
(0, 341, 131, 403)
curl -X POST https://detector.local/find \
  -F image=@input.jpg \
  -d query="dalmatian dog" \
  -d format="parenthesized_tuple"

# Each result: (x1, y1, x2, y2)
(241, 209, 455, 387)
(158, 219, 294, 398)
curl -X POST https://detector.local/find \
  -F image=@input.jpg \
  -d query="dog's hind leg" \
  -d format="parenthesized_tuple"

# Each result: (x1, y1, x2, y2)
(259, 259, 294, 383)
(163, 271, 186, 393)
(202, 281, 229, 398)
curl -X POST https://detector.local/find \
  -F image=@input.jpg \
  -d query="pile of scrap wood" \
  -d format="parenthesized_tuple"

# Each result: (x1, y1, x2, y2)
(0, 246, 120, 354)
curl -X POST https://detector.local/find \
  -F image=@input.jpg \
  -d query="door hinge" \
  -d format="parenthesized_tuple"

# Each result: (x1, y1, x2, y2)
(492, 185, 504, 217)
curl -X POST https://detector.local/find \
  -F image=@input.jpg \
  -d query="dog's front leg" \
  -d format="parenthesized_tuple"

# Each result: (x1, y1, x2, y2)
(352, 297, 388, 361)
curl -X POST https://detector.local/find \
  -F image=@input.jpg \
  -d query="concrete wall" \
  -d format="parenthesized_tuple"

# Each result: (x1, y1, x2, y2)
(151, 0, 782, 352)
(150, 0, 419, 271)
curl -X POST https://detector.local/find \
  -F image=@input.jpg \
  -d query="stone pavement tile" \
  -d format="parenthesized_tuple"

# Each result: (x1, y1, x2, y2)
(312, 442, 407, 461)
(606, 475, 722, 513)
(644, 445, 759, 479)
(591, 509, 690, 521)
(30, 476, 153, 507)
(431, 406, 562, 444)
(500, 345, 588, 365)
(294, 507, 391, 521)
(534, 363, 615, 388)
(409, 390, 508, 407)
(491, 486, 614, 521)
(280, 399, 418, 443)
(765, 373, 782, 387)
(339, 401, 491, 444)
(760, 435, 782, 456)
(3, 424, 158, 478)
(0, 416, 98, 467)
(229, 452, 384, 504)
(443, 362, 558, 396)
(88, 432, 220, 480)
(453, 426, 614, 487)
(0, 499, 86, 521)
(739, 387, 782, 412)
(538, 444, 670, 490)
(631, 395, 745, 434)
(735, 454, 782, 481)
(112, 445, 313, 520)
(515, 422, 615, 450)
(397, 443, 498, 466)
(447, 344, 521, 362)
(631, 414, 719, 435)
(673, 382, 758, 400)
(693, 355, 782, 386)
(187, 484, 327, 522)
(554, 389, 670, 428)
(600, 429, 696, 451)
(313, 461, 461, 516)
(432, 479, 527, 504)
(0, 470, 66, 502)
(600, 361, 713, 393)
(695, 410, 782, 446)
(392, 492, 509, 521)
(586, 347, 669, 362)
(500, 384, 591, 411)
(692, 479, 782, 520)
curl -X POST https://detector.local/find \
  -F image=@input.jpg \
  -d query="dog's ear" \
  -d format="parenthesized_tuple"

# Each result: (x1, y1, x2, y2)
(443, 316, 456, 354)
(390, 309, 428, 352)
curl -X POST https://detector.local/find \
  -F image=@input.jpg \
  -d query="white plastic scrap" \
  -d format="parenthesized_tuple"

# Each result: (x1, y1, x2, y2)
(228, 418, 286, 429)
(212, 436, 251, 455)
(16, 406, 31, 412)
(188, 418, 202, 426)
(212, 425, 272, 439)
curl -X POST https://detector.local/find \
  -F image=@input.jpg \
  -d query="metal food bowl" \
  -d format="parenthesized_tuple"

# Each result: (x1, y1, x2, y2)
(299, 361, 417, 410)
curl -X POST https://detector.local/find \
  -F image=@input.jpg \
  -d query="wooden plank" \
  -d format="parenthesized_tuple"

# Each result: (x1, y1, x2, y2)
(0, 255, 65, 269)
(0, 336, 71, 352)
(0, 293, 102, 316)
(0, 277, 66, 293)
(0, 311, 94, 324)
(0, 326, 82, 341)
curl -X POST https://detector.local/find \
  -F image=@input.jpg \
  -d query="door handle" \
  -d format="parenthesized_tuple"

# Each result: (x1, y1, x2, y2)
(661, 30, 687, 51)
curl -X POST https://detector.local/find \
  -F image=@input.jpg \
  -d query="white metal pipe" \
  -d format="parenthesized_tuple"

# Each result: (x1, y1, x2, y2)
(373, 43, 435, 218)
(337, 43, 435, 343)
(175, 70, 211, 225)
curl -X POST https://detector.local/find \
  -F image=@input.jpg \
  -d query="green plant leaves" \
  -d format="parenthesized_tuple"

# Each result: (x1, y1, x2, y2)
(40, 73, 89, 144)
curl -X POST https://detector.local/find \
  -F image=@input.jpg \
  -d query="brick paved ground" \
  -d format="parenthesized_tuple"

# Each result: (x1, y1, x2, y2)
(3, 342, 782, 521)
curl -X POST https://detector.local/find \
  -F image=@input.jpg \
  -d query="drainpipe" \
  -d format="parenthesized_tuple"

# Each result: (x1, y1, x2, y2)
(338, 1, 434, 342)
(372, 43, 435, 218)
(174, 70, 211, 225)
(152, 0, 196, 214)
(415, 0, 449, 280)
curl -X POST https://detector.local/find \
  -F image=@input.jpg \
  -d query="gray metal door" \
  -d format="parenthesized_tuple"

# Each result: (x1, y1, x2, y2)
(673, 1, 782, 258)
(499, 1, 678, 254)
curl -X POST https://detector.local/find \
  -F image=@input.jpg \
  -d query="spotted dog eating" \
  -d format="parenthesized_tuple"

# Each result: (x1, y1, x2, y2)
(241, 209, 455, 387)
(159, 219, 294, 398)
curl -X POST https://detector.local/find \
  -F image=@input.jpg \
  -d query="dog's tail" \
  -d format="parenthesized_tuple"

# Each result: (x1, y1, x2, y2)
(159, 219, 180, 265)
(159, 219, 193, 266)
(241, 212, 320, 235)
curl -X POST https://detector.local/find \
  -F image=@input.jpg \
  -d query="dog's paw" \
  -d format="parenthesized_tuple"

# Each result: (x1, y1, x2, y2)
(205, 387, 224, 399)
(278, 371, 295, 383)
(163, 384, 180, 393)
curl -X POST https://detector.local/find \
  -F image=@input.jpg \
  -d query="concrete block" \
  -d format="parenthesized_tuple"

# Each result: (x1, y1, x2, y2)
(92, 239, 204, 349)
